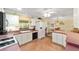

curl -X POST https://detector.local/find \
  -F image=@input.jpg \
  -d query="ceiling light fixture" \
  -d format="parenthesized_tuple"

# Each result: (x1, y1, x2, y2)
(17, 8, 22, 11)
(43, 11, 56, 17)
(44, 13, 51, 17)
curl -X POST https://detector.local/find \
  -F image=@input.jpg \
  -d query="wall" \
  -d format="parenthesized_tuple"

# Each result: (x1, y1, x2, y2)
(0, 8, 4, 12)
(40, 17, 74, 32)
(54, 17, 74, 31)
(6, 13, 20, 31)
(42, 18, 54, 33)
(43, 18, 73, 32)
(56, 19, 73, 31)
(73, 8, 79, 28)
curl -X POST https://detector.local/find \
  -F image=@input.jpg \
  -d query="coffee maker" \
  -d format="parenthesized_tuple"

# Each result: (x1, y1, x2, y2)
(0, 12, 7, 35)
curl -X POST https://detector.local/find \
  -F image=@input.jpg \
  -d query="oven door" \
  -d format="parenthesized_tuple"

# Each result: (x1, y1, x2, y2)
(0, 37, 18, 50)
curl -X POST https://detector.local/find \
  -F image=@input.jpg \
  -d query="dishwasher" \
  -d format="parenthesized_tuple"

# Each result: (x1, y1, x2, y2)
(32, 32, 38, 40)
(0, 36, 20, 51)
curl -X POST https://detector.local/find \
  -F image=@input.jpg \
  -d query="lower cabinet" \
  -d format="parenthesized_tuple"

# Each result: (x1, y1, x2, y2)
(52, 32, 67, 47)
(15, 32, 32, 45)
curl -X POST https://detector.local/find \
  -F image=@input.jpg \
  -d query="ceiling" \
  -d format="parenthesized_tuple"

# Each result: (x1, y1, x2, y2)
(4, 8, 73, 18)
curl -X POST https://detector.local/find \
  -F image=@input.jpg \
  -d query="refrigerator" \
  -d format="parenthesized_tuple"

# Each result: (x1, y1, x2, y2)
(35, 20, 46, 39)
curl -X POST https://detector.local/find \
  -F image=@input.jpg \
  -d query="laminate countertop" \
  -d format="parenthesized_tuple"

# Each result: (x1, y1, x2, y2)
(52, 30, 67, 35)
(0, 30, 38, 40)
(0, 33, 14, 40)
(8, 30, 38, 35)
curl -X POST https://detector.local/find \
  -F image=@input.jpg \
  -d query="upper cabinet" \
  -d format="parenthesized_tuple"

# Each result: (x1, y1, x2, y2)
(19, 15, 31, 30)
(19, 16, 31, 21)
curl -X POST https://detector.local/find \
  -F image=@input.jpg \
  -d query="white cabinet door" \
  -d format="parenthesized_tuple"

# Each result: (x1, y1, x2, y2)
(52, 32, 66, 47)
(21, 33, 28, 45)
(52, 33, 63, 45)
(15, 32, 32, 45)
(52, 33, 58, 43)
(15, 34, 25, 45)
(25, 32, 32, 43)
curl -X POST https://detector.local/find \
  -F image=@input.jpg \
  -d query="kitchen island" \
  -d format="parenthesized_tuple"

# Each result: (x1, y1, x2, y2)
(52, 30, 67, 47)
(52, 30, 79, 50)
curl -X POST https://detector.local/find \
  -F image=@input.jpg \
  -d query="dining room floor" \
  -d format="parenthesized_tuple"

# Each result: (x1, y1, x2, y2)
(20, 37, 64, 51)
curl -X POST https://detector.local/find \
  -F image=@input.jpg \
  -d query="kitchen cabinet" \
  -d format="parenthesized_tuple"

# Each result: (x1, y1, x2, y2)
(19, 16, 31, 30)
(19, 16, 31, 21)
(52, 32, 66, 47)
(15, 32, 32, 45)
